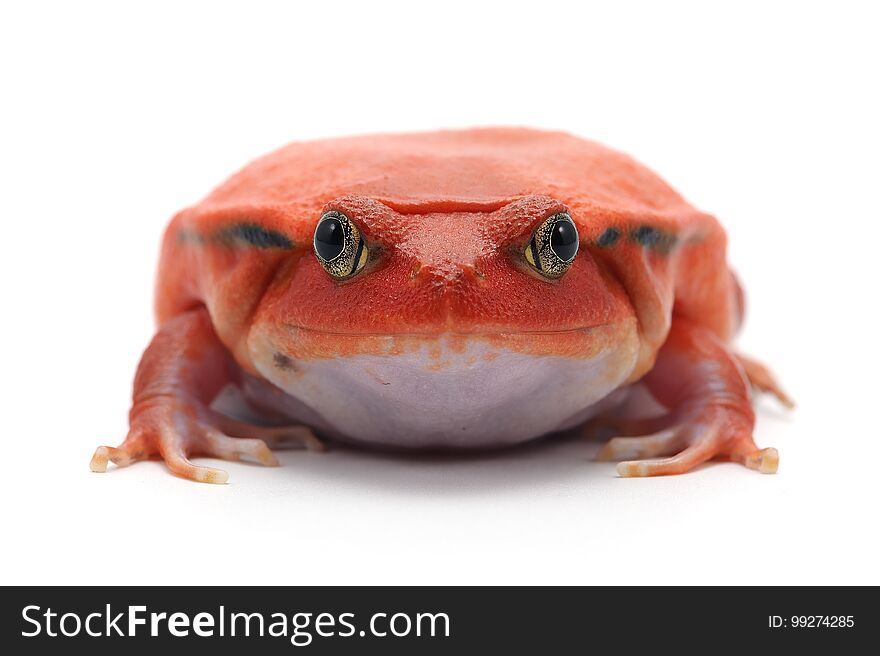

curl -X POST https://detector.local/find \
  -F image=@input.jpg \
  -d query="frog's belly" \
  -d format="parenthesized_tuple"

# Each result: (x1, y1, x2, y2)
(245, 334, 639, 449)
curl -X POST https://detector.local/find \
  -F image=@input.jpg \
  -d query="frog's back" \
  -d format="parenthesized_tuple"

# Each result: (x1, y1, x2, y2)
(197, 127, 698, 222)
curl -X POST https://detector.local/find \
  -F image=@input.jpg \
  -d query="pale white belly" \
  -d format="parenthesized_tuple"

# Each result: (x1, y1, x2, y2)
(243, 333, 638, 449)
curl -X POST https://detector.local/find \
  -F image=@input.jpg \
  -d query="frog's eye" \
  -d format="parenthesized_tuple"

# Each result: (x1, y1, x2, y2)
(313, 210, 369, 279)
(524, 212, 579, 278)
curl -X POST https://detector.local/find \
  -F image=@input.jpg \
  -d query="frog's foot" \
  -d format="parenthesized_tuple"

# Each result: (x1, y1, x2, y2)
(597, 318, 780, 477)
(735, 353, 795, 409)
(90, 402, 323, 484)
(601, 407, 779, 477)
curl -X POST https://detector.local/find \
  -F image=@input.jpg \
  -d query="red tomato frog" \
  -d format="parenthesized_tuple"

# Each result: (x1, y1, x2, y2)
(91, 128, 792, 483)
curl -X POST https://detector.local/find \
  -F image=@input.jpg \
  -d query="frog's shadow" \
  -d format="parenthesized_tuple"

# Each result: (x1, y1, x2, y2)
(267, 430, 710, 496)
(262, 402, 792, 496)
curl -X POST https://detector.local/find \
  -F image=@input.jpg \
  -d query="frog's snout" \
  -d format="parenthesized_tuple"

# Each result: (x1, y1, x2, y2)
(410, 260, 484, 288)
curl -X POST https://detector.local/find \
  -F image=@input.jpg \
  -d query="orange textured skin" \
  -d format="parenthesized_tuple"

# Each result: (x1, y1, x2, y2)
(156, 129, 735, 377)
(90, 128, 790, 483)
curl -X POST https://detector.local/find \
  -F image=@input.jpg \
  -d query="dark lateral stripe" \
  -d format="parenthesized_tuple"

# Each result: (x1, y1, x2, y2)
(214, 223, 293, 249)
(596, 227, 621, 247)
(629, 225, 677, 253)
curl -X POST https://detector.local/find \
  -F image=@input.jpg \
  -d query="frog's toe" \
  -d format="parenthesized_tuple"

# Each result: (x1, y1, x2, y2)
(616, 440, 718, 477)
(90, 446, 129, 473)
(731, 445, 779, 474)
(735, 353, 795, 409)
(201, 432, 279, 467)
(89, 433, 148, 473)
(208, 412, 325, 452)
(159, 432, 230, 484)
(595, 428, 684, 461)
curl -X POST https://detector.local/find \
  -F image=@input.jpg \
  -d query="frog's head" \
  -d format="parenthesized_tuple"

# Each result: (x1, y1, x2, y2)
(255, 192, 636, 355)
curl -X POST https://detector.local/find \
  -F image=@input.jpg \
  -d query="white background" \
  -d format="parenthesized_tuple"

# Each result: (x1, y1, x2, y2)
(2, 1, 878, 585)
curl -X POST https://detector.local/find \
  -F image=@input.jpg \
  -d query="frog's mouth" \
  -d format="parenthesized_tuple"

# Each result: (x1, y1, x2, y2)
(243, 318, 640, 449)
(271, 320, 632, 360)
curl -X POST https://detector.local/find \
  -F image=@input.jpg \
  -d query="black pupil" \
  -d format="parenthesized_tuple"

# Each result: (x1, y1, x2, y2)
(550, 218, 578, 262)
(314, 217, 345, 261)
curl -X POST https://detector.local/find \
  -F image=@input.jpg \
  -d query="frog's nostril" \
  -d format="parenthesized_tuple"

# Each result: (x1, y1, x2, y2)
(409, 261, 484, 294)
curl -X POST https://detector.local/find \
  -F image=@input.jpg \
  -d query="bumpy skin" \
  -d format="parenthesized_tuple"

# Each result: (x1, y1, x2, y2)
(91, 128, 790, 483)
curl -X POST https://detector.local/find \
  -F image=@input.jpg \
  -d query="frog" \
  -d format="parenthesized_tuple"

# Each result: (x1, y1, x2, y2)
(90, 127, 791, 483)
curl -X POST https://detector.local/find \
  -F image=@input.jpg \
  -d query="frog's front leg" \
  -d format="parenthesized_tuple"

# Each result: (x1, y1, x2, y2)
(596, 318, 778, 477)
(90, 307, 322, 483)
